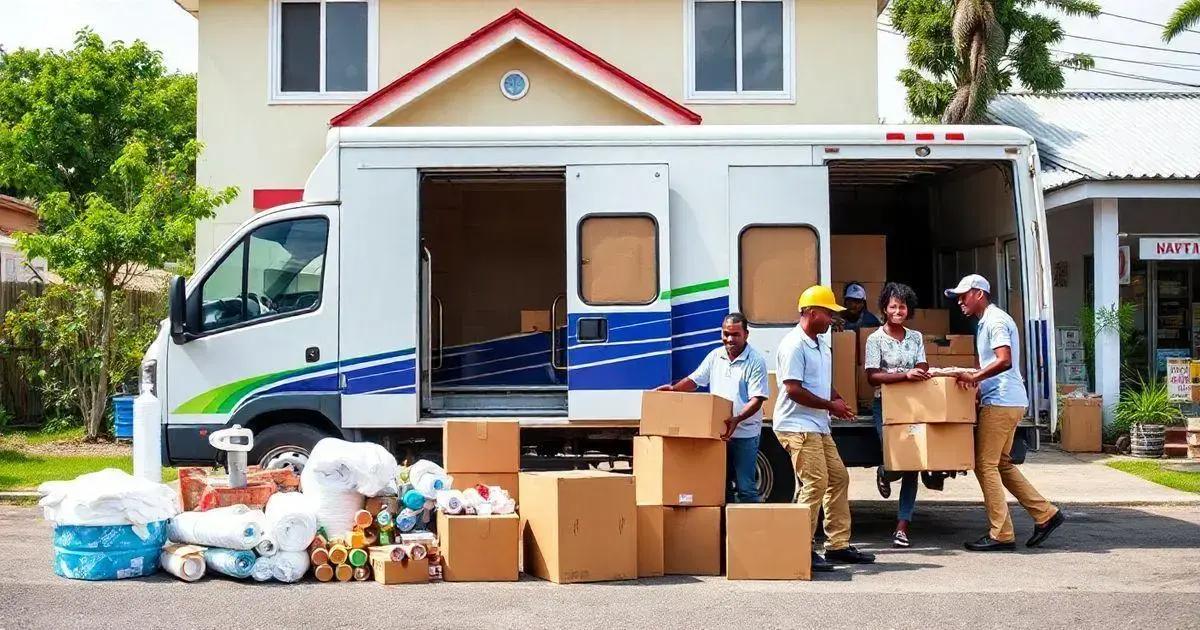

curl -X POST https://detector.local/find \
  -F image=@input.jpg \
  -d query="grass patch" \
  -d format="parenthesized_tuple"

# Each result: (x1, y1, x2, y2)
(1106, 459, 1200, 494)
(0, 426, 87, 447)
(0, 450, 179, 491)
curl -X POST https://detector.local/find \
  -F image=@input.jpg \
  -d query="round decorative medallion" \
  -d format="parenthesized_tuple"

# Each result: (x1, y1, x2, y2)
(500, 70, 529, 100)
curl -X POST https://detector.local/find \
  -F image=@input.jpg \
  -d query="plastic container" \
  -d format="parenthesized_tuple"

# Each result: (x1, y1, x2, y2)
(52, 520, 169, 580)
(112, 395, 135, 440)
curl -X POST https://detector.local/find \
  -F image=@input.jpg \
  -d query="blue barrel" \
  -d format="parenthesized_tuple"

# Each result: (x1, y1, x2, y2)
(52, 520, 169, 580)
(112, 395, 135, 439)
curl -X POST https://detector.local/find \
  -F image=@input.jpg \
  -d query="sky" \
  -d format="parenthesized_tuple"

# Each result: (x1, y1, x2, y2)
(1, 0, 1198, 123)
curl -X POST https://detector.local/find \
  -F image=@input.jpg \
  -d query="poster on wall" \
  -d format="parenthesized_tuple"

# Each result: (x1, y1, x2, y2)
(1118, 245, 1130, 285)
(1167, 359, 1192, 401)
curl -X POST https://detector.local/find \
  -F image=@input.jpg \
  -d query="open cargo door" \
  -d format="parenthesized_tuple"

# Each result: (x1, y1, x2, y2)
(565, 164, 672, 420)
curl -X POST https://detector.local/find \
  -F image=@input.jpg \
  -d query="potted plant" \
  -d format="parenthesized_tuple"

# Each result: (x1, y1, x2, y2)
(1113, 375, 1185, 458)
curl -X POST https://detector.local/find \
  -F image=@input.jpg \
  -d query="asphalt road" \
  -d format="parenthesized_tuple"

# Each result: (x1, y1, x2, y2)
(2, 502, 1198, 630)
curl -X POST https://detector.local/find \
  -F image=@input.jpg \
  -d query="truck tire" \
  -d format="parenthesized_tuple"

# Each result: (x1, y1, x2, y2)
(249, 423, 331, 474)
(757, 429, 796, 503)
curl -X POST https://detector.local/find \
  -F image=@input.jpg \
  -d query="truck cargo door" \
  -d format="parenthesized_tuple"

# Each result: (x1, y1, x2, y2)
(565, 164, 672, 420)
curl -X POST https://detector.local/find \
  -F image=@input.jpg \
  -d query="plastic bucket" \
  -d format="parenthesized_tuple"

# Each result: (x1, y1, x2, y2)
(112, 395, 135, 440)
(52, 520, 169, 580)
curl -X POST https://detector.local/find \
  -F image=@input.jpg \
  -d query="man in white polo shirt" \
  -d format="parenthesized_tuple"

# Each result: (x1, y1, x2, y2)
(945, 274, 1063, 552)
(655, 312, 770, 503)
(775, 285, 875, 572)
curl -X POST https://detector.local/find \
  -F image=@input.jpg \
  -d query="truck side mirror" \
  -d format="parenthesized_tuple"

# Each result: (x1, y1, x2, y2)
(169, 275, 189, 345)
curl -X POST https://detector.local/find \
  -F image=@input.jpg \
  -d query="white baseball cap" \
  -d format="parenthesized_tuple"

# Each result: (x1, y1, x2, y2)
(843, 282, 867, 301)
(944, 274, 991, 298)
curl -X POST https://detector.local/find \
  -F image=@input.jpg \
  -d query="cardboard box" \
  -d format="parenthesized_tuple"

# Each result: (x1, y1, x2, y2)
(831, 235, 887, 282)
(636, 506, 664, 578)
(436, 513, 519, 582)
(639, 391, 732, 440)
(370, 555, 429, 585)
(442, 419, 521, 473)
(450, 472, 519, 503)
(663, 507, 721, 576)
(1060, 396, 1103, 453)
(910, 309, 951, 336)
(923, 334, 974, 356)
(633, 436, 726, 507)
(926, 354, 977, 369)
(832, 330, 858, 415)
(856, 326, 879, 405)
(725, 504, 811, 580)
(883, 423, 975, 472)
(521, 310, 552, 333)
(881, 377, 976, 425)
(833, 281, 886, 306)
(519, 470, 637, 584)
(763, 373, 779, 420)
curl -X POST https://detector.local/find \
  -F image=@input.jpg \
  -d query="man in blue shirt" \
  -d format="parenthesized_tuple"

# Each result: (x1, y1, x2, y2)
(839, 282, 882, 331)
(946, 274, 1063, 552)
(656, 313, 769, 503)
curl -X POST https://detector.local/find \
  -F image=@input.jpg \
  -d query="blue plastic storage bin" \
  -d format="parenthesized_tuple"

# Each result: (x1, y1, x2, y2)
(112, 395, 135, 440)
(52, 520, 168, 580)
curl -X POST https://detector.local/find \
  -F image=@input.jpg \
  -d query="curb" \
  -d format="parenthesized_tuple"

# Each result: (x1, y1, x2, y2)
(0, 492, 40, 505)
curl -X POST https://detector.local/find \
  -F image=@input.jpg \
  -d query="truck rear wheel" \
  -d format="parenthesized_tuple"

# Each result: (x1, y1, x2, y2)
(757, 430, 796, 503)
(250, 423, 331, 474)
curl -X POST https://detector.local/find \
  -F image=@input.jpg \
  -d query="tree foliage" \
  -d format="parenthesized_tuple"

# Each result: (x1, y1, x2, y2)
(891, 0, 1100, 123)
(1164, 0, 1200, 42)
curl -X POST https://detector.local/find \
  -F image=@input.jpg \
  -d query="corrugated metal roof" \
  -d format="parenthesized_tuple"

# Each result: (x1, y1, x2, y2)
(987, 91, 1200, 190)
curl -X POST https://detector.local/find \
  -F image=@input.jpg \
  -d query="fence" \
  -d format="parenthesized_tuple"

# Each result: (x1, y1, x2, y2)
(0, 281, 164, 427)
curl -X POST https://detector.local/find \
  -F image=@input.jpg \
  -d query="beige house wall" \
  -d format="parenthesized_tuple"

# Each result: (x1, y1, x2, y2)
(195, 0, 880, 259)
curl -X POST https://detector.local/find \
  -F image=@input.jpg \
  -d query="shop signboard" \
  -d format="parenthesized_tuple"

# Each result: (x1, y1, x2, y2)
(1166, 358, 1192, 401)
(1139, 237, 1200, 260)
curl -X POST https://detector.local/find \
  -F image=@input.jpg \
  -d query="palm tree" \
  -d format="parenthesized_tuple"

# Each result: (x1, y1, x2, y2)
(1164, 0, 1200, 42)
(942, 0, 1005, 124)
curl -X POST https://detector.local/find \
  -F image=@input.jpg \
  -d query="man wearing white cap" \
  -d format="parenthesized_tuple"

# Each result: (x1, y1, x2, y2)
(839, 282, 882, 332)
(944, 274, 1063, 552)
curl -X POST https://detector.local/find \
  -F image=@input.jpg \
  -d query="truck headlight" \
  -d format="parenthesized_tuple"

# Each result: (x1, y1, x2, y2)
(140, 359, 157, 397)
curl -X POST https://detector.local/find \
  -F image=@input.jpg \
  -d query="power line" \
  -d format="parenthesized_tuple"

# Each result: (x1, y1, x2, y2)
(1051, 48, 1200, 72)
(1098, 10, 1200, 36)
(1061, 33, 1200, 56)
(1058, 62, 1200, 88)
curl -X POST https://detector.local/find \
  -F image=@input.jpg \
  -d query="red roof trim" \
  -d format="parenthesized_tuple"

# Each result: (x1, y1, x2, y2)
(0, 194, 36, 217)
(330, 8, 701, 126)
(253, 188, 304, 211)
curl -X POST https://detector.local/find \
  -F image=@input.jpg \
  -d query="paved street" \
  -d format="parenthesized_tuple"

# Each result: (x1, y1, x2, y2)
(2, 501, 1198, 630)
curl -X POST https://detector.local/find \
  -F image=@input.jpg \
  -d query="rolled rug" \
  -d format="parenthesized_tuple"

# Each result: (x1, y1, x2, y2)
(203, 548, 256, 579)
(251, 556, 275, 582)
(270, 551, 310, 583)
(160, 544, 206, 582)
(168, 505, 264, 550)
(264, 492, 319, 553)
(255, 535, 278, 557)
(435, 490, 464, 515)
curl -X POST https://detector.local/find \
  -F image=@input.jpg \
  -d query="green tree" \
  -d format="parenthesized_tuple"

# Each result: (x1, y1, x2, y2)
(1164, 0, 1200, 41)
(891, 0, 1100, 123)
(0, 30, 236, 439)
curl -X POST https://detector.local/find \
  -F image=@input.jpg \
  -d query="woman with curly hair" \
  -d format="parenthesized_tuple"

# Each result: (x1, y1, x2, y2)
(862, 281, 930, 548)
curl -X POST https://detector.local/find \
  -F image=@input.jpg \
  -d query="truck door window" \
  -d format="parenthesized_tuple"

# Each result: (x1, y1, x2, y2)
(199, 242, 248, 331)
(739, 225, 818, 325)
(578, 215, 658, 305)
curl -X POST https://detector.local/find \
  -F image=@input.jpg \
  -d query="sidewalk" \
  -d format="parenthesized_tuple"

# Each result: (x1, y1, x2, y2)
(849, 446, 1200, 506)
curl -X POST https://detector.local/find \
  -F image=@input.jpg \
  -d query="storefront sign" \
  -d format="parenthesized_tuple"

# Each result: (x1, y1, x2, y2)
(1167, 358, 1192, 401)
(1140, 237, 1200, 260)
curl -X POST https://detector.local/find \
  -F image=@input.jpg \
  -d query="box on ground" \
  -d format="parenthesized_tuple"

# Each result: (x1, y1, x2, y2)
(442, 419, 520, 473)
(856, 326, 879, 405)
(923, 334, 974, 355)
(521, 310, 552, 333)
(450, 472, 519, 503)
(926, 354, 977, 369)
(883, 423, 975, 472)
(910, 309, 951, 336)
(831, 235, 887, 283)
(639, 391, 732, 440)
(436, 512, 519, 582)
(725, 504, 811, 580)
(636, 506, 664, 578)
(663, 506, 721, 576)
(370, 554, 429, 585)
(1060, 396, 1103, 453)
(519, 470, 637, 584)
(832, 330, 858, 415)
(633, 436, 726, 507)
(881, 377, 976, 425)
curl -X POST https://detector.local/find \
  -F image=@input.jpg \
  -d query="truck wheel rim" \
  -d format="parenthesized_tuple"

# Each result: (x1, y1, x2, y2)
(261, 447, 309, 473)
(755, 451, 773, 500)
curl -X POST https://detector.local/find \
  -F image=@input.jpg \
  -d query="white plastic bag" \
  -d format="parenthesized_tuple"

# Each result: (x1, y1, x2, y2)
(302, 438, 398, 496)
(38, 468, 180, 538)
(264, 491, 318, 552)
(300, 469, 364, 535)
(167, 504, 265, 550)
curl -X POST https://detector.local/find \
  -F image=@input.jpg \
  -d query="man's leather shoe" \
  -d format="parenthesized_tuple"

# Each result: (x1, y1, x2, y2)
(824, 545, 876, 564)
(811, 551, 836, 572)
(1026, 510, 1064, 548)
(964, 535, 1016, 551)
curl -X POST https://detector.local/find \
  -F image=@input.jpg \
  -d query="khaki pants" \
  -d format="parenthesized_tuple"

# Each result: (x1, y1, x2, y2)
(775, 431, 851, 551)
(975, 406, 1058, 542)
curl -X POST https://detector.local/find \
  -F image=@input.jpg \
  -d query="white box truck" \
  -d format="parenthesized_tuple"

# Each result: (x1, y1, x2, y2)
(136, 125, 1056, 502)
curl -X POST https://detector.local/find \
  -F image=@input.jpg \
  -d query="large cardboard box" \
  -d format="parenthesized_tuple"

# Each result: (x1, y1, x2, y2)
(663, 507, 721, 576)
(639, 391, 732, 440)
(436, 513, 519, 582)
(633, 436, 726, 507)
(926, 354, 977, 369)
(923, 334, 974, 355)
(832, 330, 858, 415)
(910, 309, 951, 336)
(831, 235, 887, 283)
(856, 326, 879, 405)
(883, 423, 975, 471)
(881, 377, 976, 425)
(370, 554, 429, 585)
(442, 420, 521, 473)
(636, 506, 664, 578)
(1060, 396, 1103, 453)
(763, 373, 780, 420)
(519, 471, 637, 584)
(520, 310, 552, 333)
(726, 504, 811, 580)
(450, 472, 519, 503)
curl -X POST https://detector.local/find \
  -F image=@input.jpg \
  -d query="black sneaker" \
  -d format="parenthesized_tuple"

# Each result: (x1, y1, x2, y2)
(876, 466, 892, 499)
(824, 545, 876, 564)
(964, 535, 1016, 552)
(1026, 510, 1065, 548)
(811, 551, 836, 572)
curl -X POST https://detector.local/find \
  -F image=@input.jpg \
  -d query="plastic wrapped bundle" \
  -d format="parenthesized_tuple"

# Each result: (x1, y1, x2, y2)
(203, 548, 256, 579)
(407, 460, 452, 498)
(160, 543, 207, 582)
(167, 505, 264, 550)
(255, 536, 278, 557)
(251, 550, 309, 583)
(38, 469, 180, 539)
(435, 490, 465, 515)
(263, 492, 318, 552)
(251, 556, 274, 582)
(301, 438, 397, 533)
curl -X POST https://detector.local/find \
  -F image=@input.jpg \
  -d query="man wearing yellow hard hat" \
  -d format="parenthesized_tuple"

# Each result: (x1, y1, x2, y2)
(774, 285, 876, 572)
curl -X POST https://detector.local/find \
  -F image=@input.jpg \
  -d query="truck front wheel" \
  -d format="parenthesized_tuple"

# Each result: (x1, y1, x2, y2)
(757, 429, 796, 503)
(250, 422, 331, 474)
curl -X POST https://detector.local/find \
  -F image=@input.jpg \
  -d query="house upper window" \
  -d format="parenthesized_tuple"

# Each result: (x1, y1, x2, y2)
(686, 0, 793, 101)
(269, 0, 378, 102)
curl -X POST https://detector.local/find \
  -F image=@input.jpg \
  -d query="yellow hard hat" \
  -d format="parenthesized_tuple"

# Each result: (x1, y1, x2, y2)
(797, 285, 845, 312)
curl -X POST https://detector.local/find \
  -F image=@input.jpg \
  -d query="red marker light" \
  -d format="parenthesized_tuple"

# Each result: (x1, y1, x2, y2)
(945, 132, 965, 141)
(915, 132, 935, 141)
(886, 132, 906, 141)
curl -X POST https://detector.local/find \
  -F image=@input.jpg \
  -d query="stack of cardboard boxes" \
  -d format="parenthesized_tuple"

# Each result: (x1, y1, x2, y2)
(880, 377, 977, 471)
(830, 235, 885, 410)
(922, 332, 977, 369)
